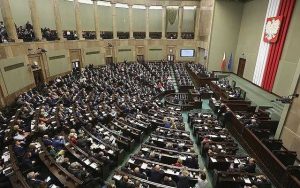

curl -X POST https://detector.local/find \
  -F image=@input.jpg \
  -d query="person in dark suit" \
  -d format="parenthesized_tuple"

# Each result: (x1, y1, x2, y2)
(13, 141, 26, 157)
(161, 176, 177, 187)
(132, 167, 147, 179)
(119, 175, 134, 188)
(148, 165, 164, 183)
(240, 158, 256, 173)
(177, 170, 191, 188)
(184, 154, 199, 169)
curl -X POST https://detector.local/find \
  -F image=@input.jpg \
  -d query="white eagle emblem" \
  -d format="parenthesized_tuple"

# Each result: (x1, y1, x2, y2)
(265, 18, 281, 40)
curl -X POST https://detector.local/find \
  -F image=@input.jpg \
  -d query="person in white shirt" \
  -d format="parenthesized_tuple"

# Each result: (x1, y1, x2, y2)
(196, 172, 208, 188)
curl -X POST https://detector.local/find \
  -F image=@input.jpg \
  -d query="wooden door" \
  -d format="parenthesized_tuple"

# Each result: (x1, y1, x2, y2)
(106, 57, 113, 64)
(69, 49, 82, 69)
(137, 55, 144, 62)
(237, 58, 246, 77)
(33, 69, 44, 87)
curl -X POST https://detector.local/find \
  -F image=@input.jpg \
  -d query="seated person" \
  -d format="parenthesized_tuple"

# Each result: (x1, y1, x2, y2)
(52, 136, 65, 150)
(148, 165, 164, 183)
(119, 175, 134, 188)
(177, 169, 191, 188)
(240, 158, 256, 173)
(13, 140, 26, 157)
(132, 167, 147, 179)
(42, 135, 53, 146)
(163, 117, 171, 128)
(174, 158, 183, 167)
(26, 171, 47, 187)
(184, 154, 199, 169)
(22, 152, 36, 169)
(161, 176, 177, 187)
(68, 161, 88, 179)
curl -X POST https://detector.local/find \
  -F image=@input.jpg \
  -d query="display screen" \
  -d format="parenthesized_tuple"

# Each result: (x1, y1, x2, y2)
(180, 49, 195, 57)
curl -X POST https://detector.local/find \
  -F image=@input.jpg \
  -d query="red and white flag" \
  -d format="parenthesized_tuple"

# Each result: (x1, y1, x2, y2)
(221, 52, 226, 71)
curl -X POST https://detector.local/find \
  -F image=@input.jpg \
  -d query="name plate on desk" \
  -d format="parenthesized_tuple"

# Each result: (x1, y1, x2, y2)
(210, 157, 217, 163)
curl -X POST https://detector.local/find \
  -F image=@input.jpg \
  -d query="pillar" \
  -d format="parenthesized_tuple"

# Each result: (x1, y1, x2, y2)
(129, 4, 133, 39)
(74, 0, 83, 40)
(93, 1, 100, 39)
(112, 2, 117, 39)
(194, 5, 201, 40)
(162, 5, 166, 39)
(145, 5, 150, 39)
(29, 0, 43, 40)
(52, 0, 64, 40)
(178, 6, 183, 39)
(0, 0, 20, 42)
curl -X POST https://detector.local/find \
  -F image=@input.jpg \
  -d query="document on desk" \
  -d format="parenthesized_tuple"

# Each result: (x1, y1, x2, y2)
(113, 175, 122, 181)
(217, 145, 222, 149)
(179, 156, 187, 161)
(141, 147, 149, 152)
(151, 137, 157, 141)
(128, 159, 135, 164)
(225, 158, 229, 162)
(158, 138, 164, 142)
(244, 178, 251, 184)
(104, 131, 109, 135)
(234, 159, 239, 164)
(141, 163, 148, 170)
(166, 169, 175, 175)
(84, 159, 91, 165)
(99, 144, 105, 150)
(90, 163, 97, 169)
(210, 157, 217, 163)
(108, 150, 114, 154)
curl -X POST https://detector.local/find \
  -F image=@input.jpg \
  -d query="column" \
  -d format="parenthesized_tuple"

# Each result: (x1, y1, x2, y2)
(52, 0, 63, 40)
(112, 2, 117, 39)
(145, 5, 150, 39)
(194, 5, 201, 40)
(29, 0, 42, 40)
(93, 1, 100, 39)
(129, 4, 133, 39)
(162, 5, 166, 39)
(177, 6, 183, 39)
(0, 0, 19, 42)
(74, 0, 83, 40)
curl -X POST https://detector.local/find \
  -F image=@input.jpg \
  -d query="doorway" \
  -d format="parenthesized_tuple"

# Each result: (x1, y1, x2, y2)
(137, 55, 144, 62)
(237, 58, 246, 77)
(33, 69, 44, 87)
(106, 57, 113, 64)
(167, 54, 175, 62)
(72, 60, 81, 72)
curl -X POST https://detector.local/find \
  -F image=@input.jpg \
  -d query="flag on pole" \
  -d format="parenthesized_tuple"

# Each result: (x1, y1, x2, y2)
(228, 53, 233, 72)
(221, 52, 226, 71)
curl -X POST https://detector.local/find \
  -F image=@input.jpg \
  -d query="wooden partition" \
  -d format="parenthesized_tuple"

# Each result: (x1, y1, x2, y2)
(228, 109, 300, 188)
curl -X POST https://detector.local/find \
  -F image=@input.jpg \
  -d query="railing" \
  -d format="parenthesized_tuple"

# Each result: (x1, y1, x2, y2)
(149, 32, 162, 39)
(133, 32, 146, 39)
(117, 32, 129, 39)
(181, 32, 194, 39)
(166, 32, 177, 39)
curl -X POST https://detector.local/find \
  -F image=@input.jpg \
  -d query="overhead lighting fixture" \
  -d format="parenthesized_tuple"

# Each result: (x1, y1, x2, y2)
(149, 6, 162, 10)
(184, 6, 196, 10)
(97, 1, 111, 6)
(133, 5, 146, 9)
(116, 3, 128, 8)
